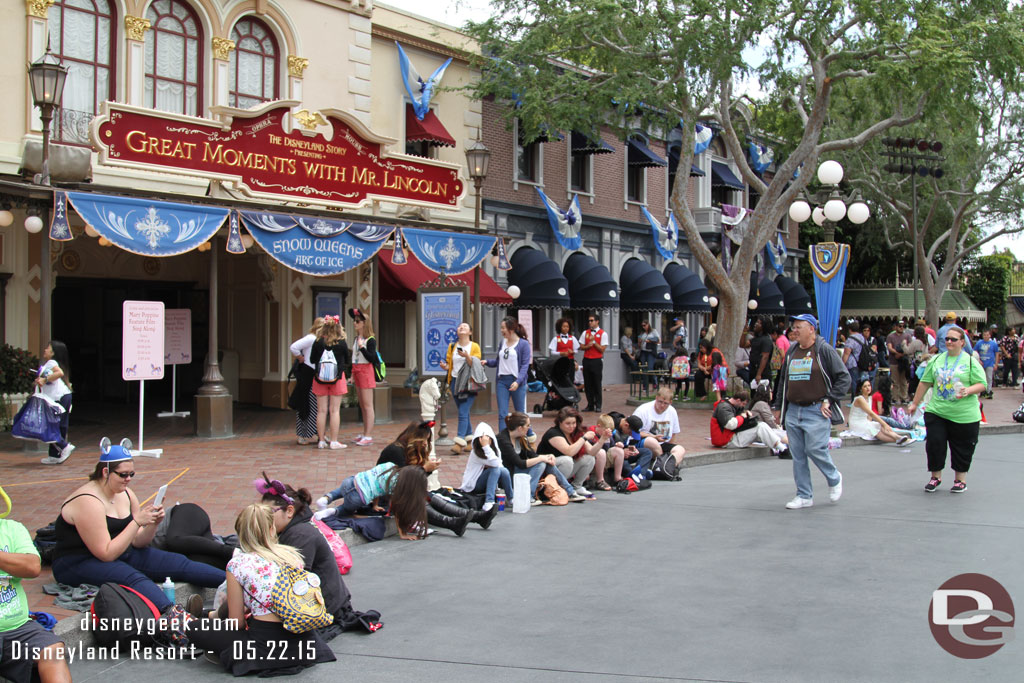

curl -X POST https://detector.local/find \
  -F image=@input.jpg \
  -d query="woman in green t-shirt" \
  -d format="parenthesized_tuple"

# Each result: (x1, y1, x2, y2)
(908, 326, 987, 493)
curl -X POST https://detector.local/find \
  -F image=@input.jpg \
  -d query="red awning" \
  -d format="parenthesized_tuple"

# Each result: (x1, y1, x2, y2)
(406, 104, 456, 147)
(378, 250, 512, 304)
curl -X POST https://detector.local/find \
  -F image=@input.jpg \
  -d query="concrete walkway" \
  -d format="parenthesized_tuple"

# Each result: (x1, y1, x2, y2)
(61, 432, 1023, 682)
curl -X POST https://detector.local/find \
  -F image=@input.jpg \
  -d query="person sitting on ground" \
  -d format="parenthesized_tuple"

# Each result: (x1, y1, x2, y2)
(631, 386, 687, 467)
(849, 379, 912, 444)
(748, 382, 790, 456)
(615, 415, 655, 479)
(536, 407, 604, 499)
(496, 412, 581, 506)
(581, 414, 617, 490)
(459, 422, 514, 511)
(51, 440, 224, 617)
(185, 504, 336, 676)
(257, 475, 380, 636)
(694, 339, 716, 400)
(0, 512, 71, 683)
(710, 390, 789, 457)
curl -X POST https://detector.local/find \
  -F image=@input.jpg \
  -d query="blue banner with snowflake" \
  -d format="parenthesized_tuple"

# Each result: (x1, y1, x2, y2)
(401, 227, 496, 276)
(238, 210, 394, 276)
(65, 191, 229, 256)
(50, 192, 73, 241)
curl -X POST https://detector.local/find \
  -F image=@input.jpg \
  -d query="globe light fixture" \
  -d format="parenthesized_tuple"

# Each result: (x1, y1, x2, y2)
(708, 296, 718, 308)
(847, 201, 870, 225)
(24, 215, 43, 233)
(84, 224, 99, 237)
(823, 196, 848, 222)
(812, 207, 826, 226)
(788, 200, 811, 223)
(0, 209, 13, 227)
(747, 299, 758, 310)
(240, 234, 255, 249)
(507, 285, 521, 299)
(817, 160, 843, 185)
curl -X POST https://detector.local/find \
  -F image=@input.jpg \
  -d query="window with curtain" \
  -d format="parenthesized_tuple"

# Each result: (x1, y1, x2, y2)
(145, 0, 202, 116)
(47, 0, 115, 145)
(229, 17, 278, 109)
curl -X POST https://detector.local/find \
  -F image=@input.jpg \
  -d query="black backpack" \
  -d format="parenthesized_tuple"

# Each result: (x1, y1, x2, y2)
(651, 453, 682, 481)
(89, 583, 163, 647)
(856, 338, 878, 373)
(34, 523, 57, 565)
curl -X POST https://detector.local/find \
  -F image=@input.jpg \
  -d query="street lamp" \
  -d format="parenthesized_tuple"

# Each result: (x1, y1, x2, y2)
(788, 160, 870, 241)
(28, 43, 68, 186)
(465, 138, 491, 338)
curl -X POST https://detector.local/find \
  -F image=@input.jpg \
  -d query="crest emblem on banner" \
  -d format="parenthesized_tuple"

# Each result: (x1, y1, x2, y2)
(810, 243, 849, 282)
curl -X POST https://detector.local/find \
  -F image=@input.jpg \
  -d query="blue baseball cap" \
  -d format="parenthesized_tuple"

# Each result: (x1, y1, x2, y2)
(790, 314, 818, 329)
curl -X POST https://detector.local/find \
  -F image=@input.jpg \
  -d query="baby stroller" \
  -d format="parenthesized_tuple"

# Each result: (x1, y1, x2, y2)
(533, 356, 580, 413)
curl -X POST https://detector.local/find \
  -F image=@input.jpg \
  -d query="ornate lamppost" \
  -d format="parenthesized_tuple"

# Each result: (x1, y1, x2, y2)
(465, 139, 491, 338)
(28, 43, 68, 187)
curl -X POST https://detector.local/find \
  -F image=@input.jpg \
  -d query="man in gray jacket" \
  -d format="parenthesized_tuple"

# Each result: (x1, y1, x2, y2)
(772, 314, 852, 509)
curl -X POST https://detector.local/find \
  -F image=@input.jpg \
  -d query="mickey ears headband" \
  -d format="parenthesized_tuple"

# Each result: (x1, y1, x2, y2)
(99, 437, 133, 463)
(253, 471, 294, 505)
(419, 420, 436, 430)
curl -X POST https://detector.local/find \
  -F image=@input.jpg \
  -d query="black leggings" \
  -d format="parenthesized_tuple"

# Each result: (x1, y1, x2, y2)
(164, 503, 235, 570)
(924, 412, 980, 474)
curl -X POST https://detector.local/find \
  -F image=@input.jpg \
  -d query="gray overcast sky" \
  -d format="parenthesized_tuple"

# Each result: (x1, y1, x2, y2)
(378, 1, 1020, 257)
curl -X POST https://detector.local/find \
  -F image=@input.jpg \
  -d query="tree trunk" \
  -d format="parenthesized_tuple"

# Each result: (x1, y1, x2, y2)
(714, 273, 748, 367)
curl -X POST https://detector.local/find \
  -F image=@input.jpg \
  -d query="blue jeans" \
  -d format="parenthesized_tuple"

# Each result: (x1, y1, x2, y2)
(784, 402, 841, 500)
(496, 374, 526, 432)
(453, 392, 476, 439)
(326, 476, 366, 516)
(52, 546, 225, 612)
(515, 462, 575, 499)
(625, 447, 653, 476)
(470, 466, 514, 503)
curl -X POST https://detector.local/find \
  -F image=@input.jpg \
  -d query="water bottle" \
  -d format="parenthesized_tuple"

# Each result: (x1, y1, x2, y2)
(953, 379, 965, 398)
(161, 577, 175, 603)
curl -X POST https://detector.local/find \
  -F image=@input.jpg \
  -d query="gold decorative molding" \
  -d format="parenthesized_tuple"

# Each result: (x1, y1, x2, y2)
(25, 0, 55, 18)
(124, 16, 151, 41)
(287, 55, 309, 78)
(212, 37, 236, 61)
(293, 109, 326, 131)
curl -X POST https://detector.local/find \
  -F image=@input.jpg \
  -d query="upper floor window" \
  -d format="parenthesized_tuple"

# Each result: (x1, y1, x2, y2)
(145, 0, 202, 116)
(229, 17, 278, 109)
(47, 0, 115, 145)
(626, 134, 666, 204)
(516, 119, 541, 183)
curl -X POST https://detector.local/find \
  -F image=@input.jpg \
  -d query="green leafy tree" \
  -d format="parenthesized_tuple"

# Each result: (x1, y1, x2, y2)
(962, 250, 1015, 328)
(468, 0, 1024, 355)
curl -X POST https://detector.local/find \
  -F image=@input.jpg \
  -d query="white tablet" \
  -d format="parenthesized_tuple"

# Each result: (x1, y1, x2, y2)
(153, 484, 168, 508)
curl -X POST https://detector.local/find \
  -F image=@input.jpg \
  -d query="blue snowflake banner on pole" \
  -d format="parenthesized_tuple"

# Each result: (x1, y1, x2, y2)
(50, 192, 72, 241)
(65, 191, 229, 256)
(397, 42, 452, 121)
(764, 234, 788, 275)
(535, 187, 582, 251)
(748, 142, 774, 174)
(641, 206, 679, 260)
(226, 211, 245, 254)
(495, 236, 512, 270)
(391, 228, 408, 265)
(694, 123, 713, 155)
(810, 242, 850, 347)
(401, 227, 496, 276)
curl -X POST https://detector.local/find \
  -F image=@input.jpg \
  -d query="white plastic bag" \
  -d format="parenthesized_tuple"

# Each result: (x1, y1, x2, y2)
(512, 473, 532, 513)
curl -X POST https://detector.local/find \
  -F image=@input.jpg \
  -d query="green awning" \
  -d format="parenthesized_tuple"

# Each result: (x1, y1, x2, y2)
(840, 287, 987, 322)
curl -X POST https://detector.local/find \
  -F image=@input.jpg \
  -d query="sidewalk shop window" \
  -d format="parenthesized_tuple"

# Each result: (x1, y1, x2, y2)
(47, 0, 115, 146)
(515, 119, 541, 184)
(229, 17, 279, 109)
(145, 0, 203, 116)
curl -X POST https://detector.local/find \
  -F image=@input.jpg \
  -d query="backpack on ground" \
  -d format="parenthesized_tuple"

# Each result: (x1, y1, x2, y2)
(1013, 402, 1024, 424)
(89, 583, 162, 647)
(856, 339, 878, 373)
(34, 523, 57, 565)
(316, 348, 339, 383)
(651, 453, 681, 481)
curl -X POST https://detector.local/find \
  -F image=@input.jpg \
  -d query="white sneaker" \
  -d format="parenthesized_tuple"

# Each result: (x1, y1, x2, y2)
(530, 498, 544, 507)
(785, 496, 813, 509)
(329, 441, 347, 450)
(317, 440, 327, 449)
(314, 496, 329, 511)
(313, 508, 336, 521)
(482, 502, 494, 512)
(829, 472, 843, 502)
(574, 485, 592, 497)
(61, 443, 75, 460)
(40, 455, 68, 465)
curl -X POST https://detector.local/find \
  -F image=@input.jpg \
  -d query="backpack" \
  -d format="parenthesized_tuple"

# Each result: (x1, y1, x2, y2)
(269, 565, 334, 634)
(89, 583, 162, 647)
(34, 523, 57, 565)
(316, 348, 339, 383)
(651, 453, 681, 481)
(856, 338, 878, 373)
(1013, 402, 1024, 424)
(671, 356, 690, 379)
(770, 344, 784, 373)
(367, 336, 387, 382)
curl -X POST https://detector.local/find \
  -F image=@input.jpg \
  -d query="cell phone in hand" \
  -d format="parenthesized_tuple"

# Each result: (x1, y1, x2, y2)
(153, 484, 168, 508)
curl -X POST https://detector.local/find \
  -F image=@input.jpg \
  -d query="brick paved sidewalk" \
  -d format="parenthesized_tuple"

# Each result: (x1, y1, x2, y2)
(2, 381, 1021, 619)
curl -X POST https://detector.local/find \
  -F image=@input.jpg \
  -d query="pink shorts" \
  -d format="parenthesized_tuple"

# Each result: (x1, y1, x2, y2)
(312, 374, 348, 396)
(352, 363, 377, 389)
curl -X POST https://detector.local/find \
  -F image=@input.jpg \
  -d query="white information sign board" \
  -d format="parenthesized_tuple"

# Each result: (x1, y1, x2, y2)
(123, 301, 165, 456)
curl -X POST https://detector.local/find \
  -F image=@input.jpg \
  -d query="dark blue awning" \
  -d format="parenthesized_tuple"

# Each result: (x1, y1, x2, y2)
(627, 138, 667, 167)
(774, 275, 814, 316)
(509, 248, 570, 309)
(750, 274, 786, 316)
(711, 161, 745, 190)
(571, 131, 614, 155)
(619, 258, 673, 311)
(668, 146, 705, 176)
(563, 252, 619, 309)
(663, 263, 711, 312)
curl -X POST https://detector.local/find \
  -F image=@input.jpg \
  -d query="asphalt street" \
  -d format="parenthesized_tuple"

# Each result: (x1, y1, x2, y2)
(67, 432, 1024, 682)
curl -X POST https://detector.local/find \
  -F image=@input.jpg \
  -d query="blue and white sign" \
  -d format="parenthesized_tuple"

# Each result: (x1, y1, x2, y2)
(420, 291, 465, 376)
(238, 210, 394, 276)
(402, 227, 495, 276)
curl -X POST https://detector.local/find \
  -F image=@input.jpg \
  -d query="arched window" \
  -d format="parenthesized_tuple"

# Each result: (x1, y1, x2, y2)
(145, 0, 202, 116)
(229, 17, 279, 109)
(47, 0, 115, 145)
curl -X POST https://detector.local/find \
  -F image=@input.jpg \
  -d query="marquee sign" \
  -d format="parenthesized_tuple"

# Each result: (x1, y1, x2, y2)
(91, 100, 466, 211)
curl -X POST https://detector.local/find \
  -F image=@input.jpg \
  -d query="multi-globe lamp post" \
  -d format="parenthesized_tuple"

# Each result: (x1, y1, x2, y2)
(788, 160, 870, 345)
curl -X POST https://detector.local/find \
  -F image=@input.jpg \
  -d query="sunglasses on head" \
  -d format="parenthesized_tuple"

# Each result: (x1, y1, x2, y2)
(112, 470, 136, 479)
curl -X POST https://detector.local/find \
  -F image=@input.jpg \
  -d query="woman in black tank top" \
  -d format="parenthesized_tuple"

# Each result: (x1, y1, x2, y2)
(51, 443, 225, 613)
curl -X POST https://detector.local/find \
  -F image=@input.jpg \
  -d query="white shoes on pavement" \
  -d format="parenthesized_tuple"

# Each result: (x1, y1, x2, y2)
(785, 496, 813, 509)
(41, 443, 74, 465)
(829, 472, 843, 502)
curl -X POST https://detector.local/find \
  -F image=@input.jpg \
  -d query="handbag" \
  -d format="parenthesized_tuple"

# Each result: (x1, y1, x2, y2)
(312, 518, 353, 575)
(535, 474, 568, 506)
(11, 391, 65, 443)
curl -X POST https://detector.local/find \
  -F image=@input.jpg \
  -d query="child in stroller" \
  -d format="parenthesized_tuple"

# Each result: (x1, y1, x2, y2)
(532, 356, 580, 413)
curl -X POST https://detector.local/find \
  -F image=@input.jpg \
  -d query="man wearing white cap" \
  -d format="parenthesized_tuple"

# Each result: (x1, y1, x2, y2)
(773, 314, 852, 509)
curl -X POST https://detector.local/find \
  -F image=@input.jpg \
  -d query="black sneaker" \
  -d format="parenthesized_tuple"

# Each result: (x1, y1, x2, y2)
(924, 477, 941, 492)
(950, 481, 967, 493)
(776, 447, 792, 460)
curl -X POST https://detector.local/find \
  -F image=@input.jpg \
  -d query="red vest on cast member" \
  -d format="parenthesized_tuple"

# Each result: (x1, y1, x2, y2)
(555, 335, 576, 359)
(583, 329, 605, 360)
